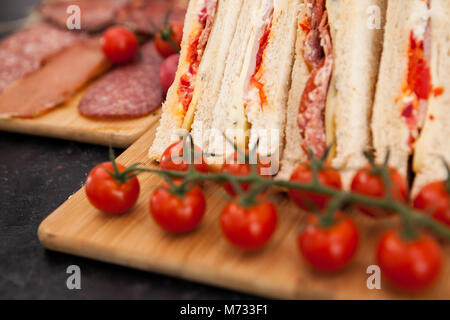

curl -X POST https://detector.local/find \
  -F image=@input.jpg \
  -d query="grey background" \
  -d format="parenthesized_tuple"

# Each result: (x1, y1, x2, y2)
(0, 0, 41, 36)
(0, 0, 39, 21)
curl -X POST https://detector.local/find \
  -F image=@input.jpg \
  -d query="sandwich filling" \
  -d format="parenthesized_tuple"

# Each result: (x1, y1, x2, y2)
(177, 0, 217, 112)
(297, 0, 333, 158)
(244, 1, 274, 114)
(398, 0, 431, 151)
(248, 19, 273, 110)
(217, 1, 274, 152)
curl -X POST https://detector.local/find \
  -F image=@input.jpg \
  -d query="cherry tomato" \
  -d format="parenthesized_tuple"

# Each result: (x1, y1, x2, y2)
(413, 181, 450, 227)
(351, 165, 408, 218)
(160, 140, 208, 173)
(101, 26, 138, 64)
(85, 162, 140, 215)
(220, 152, 271, 197)
(150, 183, 206, 233)
(377, 231, 443, 291)
(220, 200, 278, 251)
(155, 23, 183, 58)
(288, 163, 342, 211)
(298, 214, 359, 272)
(159, 54, 179, 94)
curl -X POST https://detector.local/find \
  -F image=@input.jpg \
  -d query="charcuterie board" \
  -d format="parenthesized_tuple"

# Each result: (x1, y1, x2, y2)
(0, 0, 182, 147)
(38, 121, 450, 299)
(0, 87, 161, 147)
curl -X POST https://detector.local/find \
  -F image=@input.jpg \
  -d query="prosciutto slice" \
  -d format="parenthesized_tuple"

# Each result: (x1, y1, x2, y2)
(298, 0, 333, 158)
(0, 23, 81, 94)
(0, 40, 108, 118)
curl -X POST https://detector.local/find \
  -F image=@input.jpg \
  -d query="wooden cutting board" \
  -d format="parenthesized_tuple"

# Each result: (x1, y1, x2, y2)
(37, 119, 450, 299)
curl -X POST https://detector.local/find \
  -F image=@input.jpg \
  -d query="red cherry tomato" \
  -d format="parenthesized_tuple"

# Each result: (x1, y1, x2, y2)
(150, 183, 206, 233)
(101, 26, 138, 64)
(298, 214, 359, 272)
(160, 140, 208, 173)
(220, 152, 271, 197)
(159, 54, 179, 94)
(351, 165, 408, 218)
(85, 162, 140, 215)
(155, 23, 183, 58)
(413, 181, 450, 227)
(288, 163, 342, 211)
(377, 231, 443, 291)
(220, 200, 278, 251)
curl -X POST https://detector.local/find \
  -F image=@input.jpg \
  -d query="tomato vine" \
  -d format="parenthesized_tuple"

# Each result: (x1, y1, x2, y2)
(137, 134, 450, 241)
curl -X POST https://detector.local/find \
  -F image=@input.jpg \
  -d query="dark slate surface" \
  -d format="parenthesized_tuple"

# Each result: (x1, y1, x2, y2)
(0, 131, 255, 300)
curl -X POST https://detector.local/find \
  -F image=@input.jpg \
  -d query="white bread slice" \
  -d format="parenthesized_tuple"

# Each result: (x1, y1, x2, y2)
(247, 0, 300, 175)
(149, 0, 242, 161)
(278, 0, 386, 181)
(325, 0, 386, 185)
(277, 1, 310, 180)
(412, 0, 450, 196)
(203, 0, 276, 162)
(190, 0, 261, 159)
(371, 0, 430, 176)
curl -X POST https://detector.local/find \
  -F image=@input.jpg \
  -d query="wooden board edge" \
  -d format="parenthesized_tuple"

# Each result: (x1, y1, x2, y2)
(0, 119, 147, 148)
(38, 219, 291, 300)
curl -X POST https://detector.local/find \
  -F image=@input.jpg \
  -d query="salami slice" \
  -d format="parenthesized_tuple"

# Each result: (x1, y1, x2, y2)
(115, 0, 186, 35)
(39, 0, 130, 32)
(78, 42, 164, 118)
(0, 23, 82, 94)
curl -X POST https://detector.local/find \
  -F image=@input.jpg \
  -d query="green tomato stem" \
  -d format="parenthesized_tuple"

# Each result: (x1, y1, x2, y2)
(134, 161, 450, 240)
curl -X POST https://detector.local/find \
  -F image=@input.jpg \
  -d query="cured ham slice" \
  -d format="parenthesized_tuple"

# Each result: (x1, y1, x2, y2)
(297, 0, 333, 158)
(39, 0, 130, 31)
(0, 23, 82, 94)
(0, 41, 108, 118)
(78, 42, 163, 118)
(115, 0, 186, 35)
